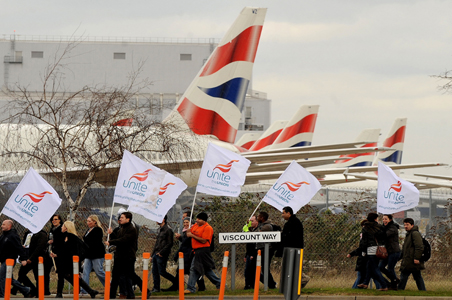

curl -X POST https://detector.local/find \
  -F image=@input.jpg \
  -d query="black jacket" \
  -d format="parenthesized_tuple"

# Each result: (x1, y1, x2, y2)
(109, 222, 138, 260)
(383, 221, 401, 253)
(28, 230, 48, 264)
(50, 224, 65, 255)
(83, 227, 105, 259)
(360, 220, 385, 249)
(0, 228, 26, 262)
(349, 247, 367, 272)
(245, 226, 258, 257)
(152, 223, 174, 258)
(400, 225, 425, 272)
(281, 215, 304, 249)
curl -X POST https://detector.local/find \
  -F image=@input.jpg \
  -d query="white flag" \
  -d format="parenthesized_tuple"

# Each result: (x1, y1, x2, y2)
(129, 172, 187, 223)
(197, 143, 251, 197)
(1, 168, 62, 233)
(113, 150, 166, 207)
(377, 162, 419, 214)
(262, 161, 321, 213)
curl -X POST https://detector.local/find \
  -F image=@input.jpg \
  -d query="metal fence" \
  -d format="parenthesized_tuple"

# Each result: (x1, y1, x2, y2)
(1, 185, 452, 292)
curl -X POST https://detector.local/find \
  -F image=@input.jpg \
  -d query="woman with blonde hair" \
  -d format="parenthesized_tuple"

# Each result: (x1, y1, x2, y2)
(51, 221, 99, 298)
(81, 215, 106, 294)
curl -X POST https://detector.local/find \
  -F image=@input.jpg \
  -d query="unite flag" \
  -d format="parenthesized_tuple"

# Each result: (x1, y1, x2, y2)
(262, 161, 321, 213)
(1, 167, 62, 233)
(196, 143, 251, 197)
(377, 162, 419, 214)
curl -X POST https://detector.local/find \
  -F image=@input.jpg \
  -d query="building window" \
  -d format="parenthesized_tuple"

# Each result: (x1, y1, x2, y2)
(114, 53, 126, 59)
(180, 54, 192, 61)
(31, 51, 44, 58)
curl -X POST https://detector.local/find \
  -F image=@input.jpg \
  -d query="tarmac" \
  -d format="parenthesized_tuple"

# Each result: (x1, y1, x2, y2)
(6, 296, 452, 300)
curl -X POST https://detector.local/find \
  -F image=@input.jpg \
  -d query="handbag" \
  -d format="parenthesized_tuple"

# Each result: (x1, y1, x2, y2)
(375, 238, 388, 259)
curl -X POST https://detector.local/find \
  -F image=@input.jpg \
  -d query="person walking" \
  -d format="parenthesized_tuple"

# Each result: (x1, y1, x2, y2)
(45, 214, 65, 297)
(151, 215, 177, 293)
(50, 221, 99, 298)
(81, 215, 106, 294)
(184, 212, 221, 294)
(398, 218, 426, 291)
(0, 220, 32, 298)
(256, 211, 277, 289)
(243, 215, 258, 290)
(357, 213, 388, 291)
(106, 211, 138, 299)
(379, 214, 401, 290)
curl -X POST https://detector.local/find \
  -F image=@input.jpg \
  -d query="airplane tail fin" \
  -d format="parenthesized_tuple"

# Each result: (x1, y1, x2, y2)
(268, 105, 319, 149)
(164, 7, 267, 143)
(334, 128, 381, 167)
(235, 132, 262, 150)
(373, 118, 407, 169)
(249, 120, 288, 151)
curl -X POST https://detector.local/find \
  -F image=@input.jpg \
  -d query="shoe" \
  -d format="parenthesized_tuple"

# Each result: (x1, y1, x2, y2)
(150, 288, 160, 293)
(378, 288, 388, 291)
(184, 290, 192, 294)
(45, 292, 52, 296)
(146, 291, 152, 299)
(244, 285, 252, 290)
(119, 295, 127, 299)
(161, 285, 178, 292)
(357, 284, 368, 289)
(24, 288, 34, 298)
(55, 294, 63, 298)
(90, 290, 99, 299)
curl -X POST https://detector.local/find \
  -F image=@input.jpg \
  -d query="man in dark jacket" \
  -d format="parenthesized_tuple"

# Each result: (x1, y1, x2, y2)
(106, 212, 138, 299)
(14, 229, 48, 297)
(380, 214, 401, 290)
(243, 215, 258, 290)
(151, 215, 177, 292)
(280, 206, 310, 288)
(0, 220, 32, 298)
(256, 211, 277, 289)
(398, 218, 426, 291)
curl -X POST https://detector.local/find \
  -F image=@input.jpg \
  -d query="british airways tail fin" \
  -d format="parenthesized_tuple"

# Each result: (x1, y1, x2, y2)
(164, 7, 267, 143)
(334, 128, 381, 167)
(373, 118, 407, 167)
(235, 132, 262, 150)
(249, 120, 287, 151)
(268, 105, 319, 149)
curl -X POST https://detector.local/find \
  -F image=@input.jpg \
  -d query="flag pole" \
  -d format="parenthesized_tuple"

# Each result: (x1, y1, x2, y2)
(106, 200, 115, 243)
(249, 199, 264, 220)
(189, 190, 198, 225)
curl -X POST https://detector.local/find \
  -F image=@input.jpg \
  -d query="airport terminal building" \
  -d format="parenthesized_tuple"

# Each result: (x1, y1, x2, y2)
(0, 34, 271, 140)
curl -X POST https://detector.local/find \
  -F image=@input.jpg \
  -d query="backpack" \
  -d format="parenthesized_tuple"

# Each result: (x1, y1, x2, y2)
(421, 236, 431, 262)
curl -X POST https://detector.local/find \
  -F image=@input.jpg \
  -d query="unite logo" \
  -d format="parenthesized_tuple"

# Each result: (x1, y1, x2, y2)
(207, 160, 239, 186)
(14, 191, 51, 215)
(123, 169, 151, 196)
(384, 181, 404, 203)
(156, 182, 176, 208)
(272, 181, 309, 202)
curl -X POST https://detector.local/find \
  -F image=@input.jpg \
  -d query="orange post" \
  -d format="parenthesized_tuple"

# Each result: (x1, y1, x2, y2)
(73, 256, 79, 300)
(178, 252, 184, 300)
(38, 257, 44, 300)
(218, 251, 229, 300)
(141, 253, 151, 300)
(4, 259, 14, 300)
(104, 254, 113, 300)
(253, 250, 261, 300)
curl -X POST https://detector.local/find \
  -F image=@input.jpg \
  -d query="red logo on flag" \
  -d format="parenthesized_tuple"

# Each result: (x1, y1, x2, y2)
(389, 181, 402, 192)
(281, 181, 310, 192)
(129, 169, 153, 181)
(22, 191, 52, 203)
(213, 160, 239, 173)
(159, 183, 176, 195)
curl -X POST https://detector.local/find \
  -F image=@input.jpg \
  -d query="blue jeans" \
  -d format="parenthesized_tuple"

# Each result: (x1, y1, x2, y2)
(186, 258, 221, 292)
(151, 254, 176, 291)
(362, 255, 388, 288)
(0, 262, 31, 297)
(379, 252, 400, 282)
(81, 258, 106, 293)
(398, 269, 426, 291)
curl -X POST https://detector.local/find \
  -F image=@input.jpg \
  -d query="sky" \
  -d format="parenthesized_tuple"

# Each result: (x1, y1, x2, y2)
(2, 0, 452, 178)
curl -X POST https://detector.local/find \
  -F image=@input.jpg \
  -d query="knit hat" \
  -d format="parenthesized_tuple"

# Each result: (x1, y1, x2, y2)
(197, 212, 208, 221)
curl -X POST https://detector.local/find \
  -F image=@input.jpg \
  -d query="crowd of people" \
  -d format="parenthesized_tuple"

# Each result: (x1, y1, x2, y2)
(347, 213, 426, 291)
(0, 206, 308, 298)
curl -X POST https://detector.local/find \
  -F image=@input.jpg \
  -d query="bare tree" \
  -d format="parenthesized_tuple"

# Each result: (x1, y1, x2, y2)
(432, 69, 452, 93)
(0, 41, 199, 212)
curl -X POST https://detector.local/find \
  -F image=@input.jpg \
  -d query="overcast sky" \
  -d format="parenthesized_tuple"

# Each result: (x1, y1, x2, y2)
(2, 1, 452, 178)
